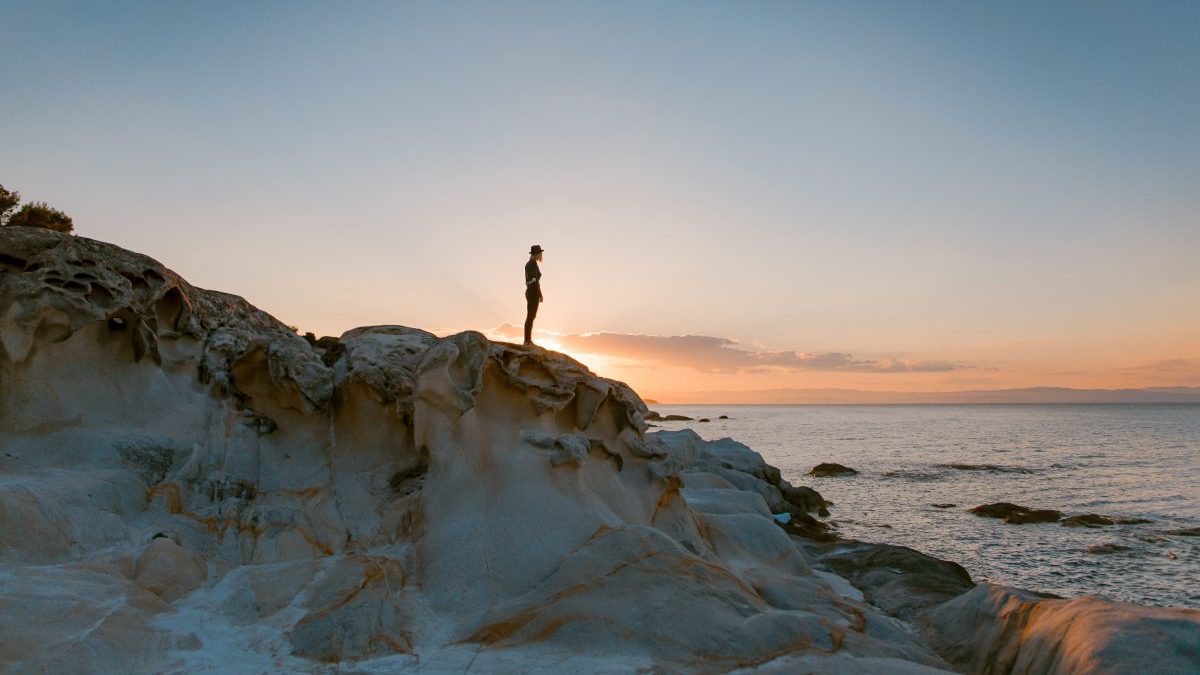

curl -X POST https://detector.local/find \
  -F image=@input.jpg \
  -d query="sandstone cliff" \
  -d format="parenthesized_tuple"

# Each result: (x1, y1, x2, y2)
(0, 227, 1196, 674)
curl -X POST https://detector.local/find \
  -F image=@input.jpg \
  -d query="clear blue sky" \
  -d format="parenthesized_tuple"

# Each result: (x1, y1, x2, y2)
(2, 1, 1197, 395)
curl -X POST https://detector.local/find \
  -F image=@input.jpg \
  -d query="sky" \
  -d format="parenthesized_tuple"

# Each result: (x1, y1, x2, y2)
(2, 1, 1197, 401)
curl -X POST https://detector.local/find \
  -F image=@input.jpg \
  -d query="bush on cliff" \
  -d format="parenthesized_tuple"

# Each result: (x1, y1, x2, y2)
(4, 202, 74, 233)
(0, 184, 19, 224)
(0, 183, 74, 233)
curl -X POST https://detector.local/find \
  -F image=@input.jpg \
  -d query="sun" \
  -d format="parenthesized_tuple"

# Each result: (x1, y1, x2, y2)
(535, 336, 607, 371)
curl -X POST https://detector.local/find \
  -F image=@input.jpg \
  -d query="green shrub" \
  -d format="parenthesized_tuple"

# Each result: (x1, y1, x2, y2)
(4, 201, 74, 233)
(0, 184, 18, 225)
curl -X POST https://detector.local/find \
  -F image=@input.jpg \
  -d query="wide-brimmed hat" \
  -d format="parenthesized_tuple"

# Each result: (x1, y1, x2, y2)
(529, 245, 544, 254)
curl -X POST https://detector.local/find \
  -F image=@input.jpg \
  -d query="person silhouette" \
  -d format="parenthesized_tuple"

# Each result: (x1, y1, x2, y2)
(524, 245, 544, 345)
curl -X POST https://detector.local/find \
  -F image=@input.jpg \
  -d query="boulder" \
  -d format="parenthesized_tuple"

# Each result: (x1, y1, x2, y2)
(810, 462, 859, 477)
(782, 484, 831, 517)
(813, 541, 974, 621)
(970, 502, 1062, 524)
(133, 538, 207, 602)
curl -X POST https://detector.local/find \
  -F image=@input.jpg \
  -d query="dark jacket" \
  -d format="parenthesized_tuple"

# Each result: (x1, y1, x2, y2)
(525, 259, 542, 300)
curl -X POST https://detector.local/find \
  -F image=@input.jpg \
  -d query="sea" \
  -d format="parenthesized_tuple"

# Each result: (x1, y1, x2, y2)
(652, 403, 1200, 609)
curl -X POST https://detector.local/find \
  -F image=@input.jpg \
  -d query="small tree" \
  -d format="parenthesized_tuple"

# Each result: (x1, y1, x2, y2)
(4, 201, 74, 233)
(0, 184, 18, 225)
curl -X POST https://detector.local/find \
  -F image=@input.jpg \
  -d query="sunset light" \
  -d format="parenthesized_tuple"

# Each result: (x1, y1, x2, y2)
(2, 3, 1197, 670)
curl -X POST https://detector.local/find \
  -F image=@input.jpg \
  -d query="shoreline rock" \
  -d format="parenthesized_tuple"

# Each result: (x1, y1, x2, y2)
(2, 228, 1195, 673)
(807, 540, 975, 622)
(922, 584, 1200, 674)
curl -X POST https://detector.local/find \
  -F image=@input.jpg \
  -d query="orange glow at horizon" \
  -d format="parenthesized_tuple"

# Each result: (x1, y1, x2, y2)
(486, 326, 1200, 403)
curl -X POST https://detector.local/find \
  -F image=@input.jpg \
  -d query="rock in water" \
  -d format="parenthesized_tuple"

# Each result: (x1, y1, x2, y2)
(1086, 543, 1132, 555)
(1061, 513, 1152, 528)
(970, 502, 1062, 524)
(810, 462, 859, 477)
(0, 228, 954, 672)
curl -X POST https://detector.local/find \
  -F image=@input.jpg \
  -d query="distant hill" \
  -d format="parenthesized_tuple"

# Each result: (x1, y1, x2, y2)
(649, 386, 1200, 405)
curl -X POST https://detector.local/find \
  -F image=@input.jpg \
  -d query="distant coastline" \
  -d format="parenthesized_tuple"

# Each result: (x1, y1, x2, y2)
(648, 386, 1200, 405)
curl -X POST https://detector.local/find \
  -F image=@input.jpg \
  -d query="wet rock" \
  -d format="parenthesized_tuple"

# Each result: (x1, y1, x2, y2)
(813, 541, 974, 621)
(718, 415, 729, 419)
(775, 512, 838, 542)
(809, 462, 858, 477)
(970, 502, 1062, 524)
(697, 417, 710, 422)
(1062, 514, 1153, 528)
(1087, 543, 1132, 555)
(1164, 526, 1200, 537)
(938, 463, 1034, 474)
(644, 410, 663, 421)
(660, 414, 693, 421)
(1005, 509, 1063, 524)
(782, 484, 831, 517)
(931, 503, 956, 509)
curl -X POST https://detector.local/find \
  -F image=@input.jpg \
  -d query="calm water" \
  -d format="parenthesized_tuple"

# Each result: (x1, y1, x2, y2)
(653, 404, 1200, 608)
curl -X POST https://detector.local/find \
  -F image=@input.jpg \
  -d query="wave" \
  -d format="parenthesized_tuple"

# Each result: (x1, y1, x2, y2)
(937, 463, 1036, 474)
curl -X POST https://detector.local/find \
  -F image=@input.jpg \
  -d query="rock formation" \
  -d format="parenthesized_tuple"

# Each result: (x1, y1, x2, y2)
(1061, 514, 1153, 528)
(1, 227, 1197, 673)
(0, 228, 948, 672)
(810, 462, 859, 477)
(923, 585, 1200, 674)
(969, 502, 1063, 524)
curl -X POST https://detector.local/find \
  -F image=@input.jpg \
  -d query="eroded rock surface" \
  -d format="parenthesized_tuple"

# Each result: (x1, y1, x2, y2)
(0, 228, 953, 673)
(807, 541, 975, 622)
(922, 584, 1200, 674)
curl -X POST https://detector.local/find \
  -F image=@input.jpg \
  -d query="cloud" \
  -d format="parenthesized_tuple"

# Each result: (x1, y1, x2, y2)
(492, 324, 972, 374)
(1124, 358, 1200, 373)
